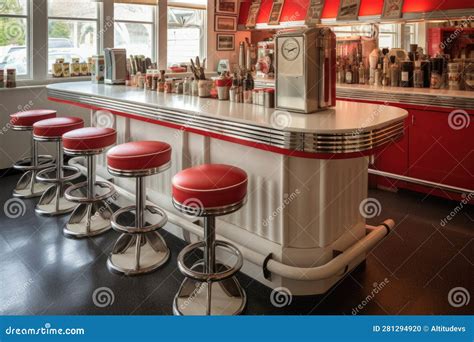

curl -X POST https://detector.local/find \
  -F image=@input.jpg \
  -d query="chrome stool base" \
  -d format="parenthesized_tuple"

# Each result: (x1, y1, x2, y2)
(108, 175, 170, 276)
(35, 165, 81, 216)
(35, 184, 78, 216)
(12, 139, 55, 199)
(64, 178, 116, 239)
(173, 261, 246, 316)
(107, 232, 170, 276)
(173, 212, 247, 316)
(14, 176, 51, 199)
(63, 200, 113, 238)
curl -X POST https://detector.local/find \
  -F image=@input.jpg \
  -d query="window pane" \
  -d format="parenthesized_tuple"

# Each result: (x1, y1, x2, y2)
(0, 17, 28, 75)
(379, 34, 395, 49)
(167, 7, 205, 66)
(48, 0, 98, 19)
(0, 0, 28, 15)
(47, 19, 97, 72)
(114, 4, 154, 22)
(114, 22, 153, 57)
(168, 28, 201, 65)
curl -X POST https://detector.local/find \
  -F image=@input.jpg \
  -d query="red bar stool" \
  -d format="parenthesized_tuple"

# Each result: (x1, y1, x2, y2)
(106, 141, 171, 276)
(33, 117, 84, 216)
(62, 127, 117, 238)
(9, 110, 57, 198)
(172, 164, 248, 316)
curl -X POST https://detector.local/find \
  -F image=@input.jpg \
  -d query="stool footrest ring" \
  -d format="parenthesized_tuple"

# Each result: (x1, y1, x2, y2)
(64, 181, 116, 203)
(13, 155, 55, 171)
(36, 165, 81, 184)
(177, 240, 243, 282)
(111, 205, 168, 234)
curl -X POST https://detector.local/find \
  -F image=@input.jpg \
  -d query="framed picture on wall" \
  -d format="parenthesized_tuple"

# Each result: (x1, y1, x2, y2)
(246, 2, 261, 29)
(337, 0, 361, 21)
(215, 15, 237, 32)
(268, 0, 284, 25)
(216, 0, 239, 16)
(216, 34, 235, 51)
(381, 0, 404, 19)
(305, 0, 325, 26)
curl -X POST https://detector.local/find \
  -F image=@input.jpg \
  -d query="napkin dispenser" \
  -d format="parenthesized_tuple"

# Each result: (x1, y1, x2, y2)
(104, 48, 127, 85)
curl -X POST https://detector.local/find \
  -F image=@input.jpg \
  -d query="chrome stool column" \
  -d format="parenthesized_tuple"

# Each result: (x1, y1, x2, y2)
(33, 117, 84, 216)
(172, 164, 248, 316)
(106, 141, 172, 276)
(9, 110, 57, 198)
(63, 127, 117, 238)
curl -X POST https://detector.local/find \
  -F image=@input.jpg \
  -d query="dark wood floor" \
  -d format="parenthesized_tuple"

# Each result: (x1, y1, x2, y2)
(0, 172, 472, 315)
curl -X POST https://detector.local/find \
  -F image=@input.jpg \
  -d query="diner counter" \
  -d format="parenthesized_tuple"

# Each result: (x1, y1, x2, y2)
(47, 82, 407, 158)
(45, 81, 409, 295)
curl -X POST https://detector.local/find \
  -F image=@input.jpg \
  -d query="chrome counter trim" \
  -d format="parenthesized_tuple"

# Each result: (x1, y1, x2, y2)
(48, 88, 405, 156)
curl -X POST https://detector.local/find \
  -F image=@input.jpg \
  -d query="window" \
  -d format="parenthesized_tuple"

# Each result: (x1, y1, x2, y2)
(0, 0, 29, 76)
(167, 7, 206, 67)
(378, 24, 398, 49)
(114, 3, 156, 59)
(47, 0, 99, 73)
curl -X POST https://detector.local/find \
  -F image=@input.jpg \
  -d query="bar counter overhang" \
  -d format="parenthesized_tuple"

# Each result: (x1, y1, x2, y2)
(47, 81, 408, 295)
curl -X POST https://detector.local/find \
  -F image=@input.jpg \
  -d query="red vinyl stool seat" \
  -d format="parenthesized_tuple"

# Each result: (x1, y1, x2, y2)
(9, 110, 57, 198)
(33, 117, 84, 216)
(172, 164, 248, 316)
(172, 164, 247, 211)
(63, 127, 117, 152)
(106, 140, 171, 276)
(107, 141, 171, 174)
(10, 109, 57, 129)
(62, 127, 117, 239)
(33, 116, 84, 139)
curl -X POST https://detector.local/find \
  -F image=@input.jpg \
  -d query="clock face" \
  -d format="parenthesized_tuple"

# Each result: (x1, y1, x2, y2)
(281, 38, 301, 61)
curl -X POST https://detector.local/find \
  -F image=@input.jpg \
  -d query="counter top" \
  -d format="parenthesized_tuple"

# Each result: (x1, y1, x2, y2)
(47, 81, 407, 158)
(337, 84, 474, 110)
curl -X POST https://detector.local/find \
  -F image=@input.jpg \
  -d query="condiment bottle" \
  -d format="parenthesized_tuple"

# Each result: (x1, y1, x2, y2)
(430, 57, 443, 89)
(183, 77, 191, 95)
(390, 57, 400, 87)
(152, 70, 158, 91)
(6, 68, 16, 88)
(358, 62, 365, 85)
(413, 61, 423, 88)
(243, 71, 254, 103)
(158, 70, 166, 92)
(382, 54, 390, 86)
(400, 61, 413, 88)
(374, 64, 382, 87)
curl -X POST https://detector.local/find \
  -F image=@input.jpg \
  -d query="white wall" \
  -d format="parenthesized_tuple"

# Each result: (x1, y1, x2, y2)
(0, 87, 90, 170)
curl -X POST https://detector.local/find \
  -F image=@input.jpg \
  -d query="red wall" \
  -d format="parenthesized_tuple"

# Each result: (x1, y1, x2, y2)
(238, 0, 472, 25)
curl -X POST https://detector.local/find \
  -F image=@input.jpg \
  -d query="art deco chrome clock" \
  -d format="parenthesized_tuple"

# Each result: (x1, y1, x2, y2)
(281, 38, 301, 61)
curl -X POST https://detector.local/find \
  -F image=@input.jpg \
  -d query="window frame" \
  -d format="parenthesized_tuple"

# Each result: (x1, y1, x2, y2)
(113, 3, 157, 61)
(46, 0, 101, 77)
(0, 0, 31, 79)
